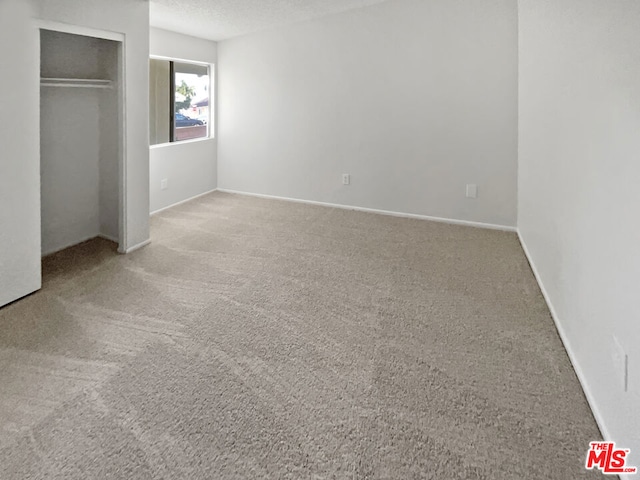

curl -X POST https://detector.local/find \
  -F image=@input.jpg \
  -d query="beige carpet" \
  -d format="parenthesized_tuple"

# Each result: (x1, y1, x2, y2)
(0, 192, 603, 479)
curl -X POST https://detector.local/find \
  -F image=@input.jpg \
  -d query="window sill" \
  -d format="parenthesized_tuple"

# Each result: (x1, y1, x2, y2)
(150, 136, 215, 150)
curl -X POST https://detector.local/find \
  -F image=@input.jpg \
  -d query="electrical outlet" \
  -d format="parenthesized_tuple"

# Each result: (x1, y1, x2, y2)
(161, 179, 168, 190)
(342, 174, 351, 186)
(466, 184, 478, 199)
(612, 335, 628, 392)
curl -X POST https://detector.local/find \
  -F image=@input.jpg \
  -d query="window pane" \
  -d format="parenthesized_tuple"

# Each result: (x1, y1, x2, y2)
(174, 62, 209, 142)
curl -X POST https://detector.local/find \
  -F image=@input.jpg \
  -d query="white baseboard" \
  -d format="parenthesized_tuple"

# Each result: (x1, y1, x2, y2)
(121, 239, 151, 254)
(217, 189, 517, 232)
(150, 188, 218, 216)
(516, 230, 612, 445)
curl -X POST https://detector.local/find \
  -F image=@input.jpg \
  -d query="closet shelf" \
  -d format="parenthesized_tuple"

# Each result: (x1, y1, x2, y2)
(40, 78, 113, 89)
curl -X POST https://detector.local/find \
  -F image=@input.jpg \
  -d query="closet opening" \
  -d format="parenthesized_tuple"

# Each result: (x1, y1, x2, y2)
(39, 27, 125, 259)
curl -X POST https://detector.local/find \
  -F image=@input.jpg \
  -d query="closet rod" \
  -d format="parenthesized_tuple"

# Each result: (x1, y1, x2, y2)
(40, 78, 113, 89)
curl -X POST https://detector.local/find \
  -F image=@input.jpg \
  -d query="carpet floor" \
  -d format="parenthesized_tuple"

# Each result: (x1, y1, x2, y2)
(0, 192, 603, 479)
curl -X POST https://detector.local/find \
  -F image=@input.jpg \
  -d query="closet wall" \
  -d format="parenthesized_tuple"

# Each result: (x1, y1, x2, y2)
(40, 30, 120, 255)
(0, 0, 41, 307)
(35, 0, 151, 254)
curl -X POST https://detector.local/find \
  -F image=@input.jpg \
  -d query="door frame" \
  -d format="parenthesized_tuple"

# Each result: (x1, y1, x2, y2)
(36, 20, 127, 252)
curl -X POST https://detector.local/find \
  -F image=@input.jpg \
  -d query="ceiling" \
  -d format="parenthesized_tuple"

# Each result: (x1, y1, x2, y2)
(149, 0, 392, 42)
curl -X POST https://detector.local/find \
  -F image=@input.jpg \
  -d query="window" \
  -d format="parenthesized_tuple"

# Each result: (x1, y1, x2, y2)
(149, 58, 211, 145)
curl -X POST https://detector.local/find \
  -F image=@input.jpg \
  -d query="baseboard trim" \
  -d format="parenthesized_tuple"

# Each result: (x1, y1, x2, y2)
(150, 188, 218, 216)
(122, 239, 151, 254)
(516, 230, 611, 445)
(217, 189, 517, 232)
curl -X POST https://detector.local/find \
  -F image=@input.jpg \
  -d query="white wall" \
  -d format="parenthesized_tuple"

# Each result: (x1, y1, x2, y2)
(0, 0, 41, 306)
(218, 0, 518, 228)
(98, 39, 121, 243)
(518, 0, 640, 469)
(40, 87, 101, 254)
(35, 0, 151, 252)
(149, 28, 217, 214)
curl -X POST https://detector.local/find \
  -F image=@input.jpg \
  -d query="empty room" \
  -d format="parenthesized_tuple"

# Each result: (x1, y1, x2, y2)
(0, 0, 638, 478)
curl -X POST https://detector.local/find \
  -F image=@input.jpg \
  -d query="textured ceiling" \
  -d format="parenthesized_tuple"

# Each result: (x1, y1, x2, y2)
(150, 0, 392, 41)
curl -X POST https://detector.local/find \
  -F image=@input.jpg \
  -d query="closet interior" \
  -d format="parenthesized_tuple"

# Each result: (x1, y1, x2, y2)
(40, 29, 122, 256)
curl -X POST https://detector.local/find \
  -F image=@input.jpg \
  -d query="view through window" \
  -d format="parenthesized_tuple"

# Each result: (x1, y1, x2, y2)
(150, 58, 210, 145)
